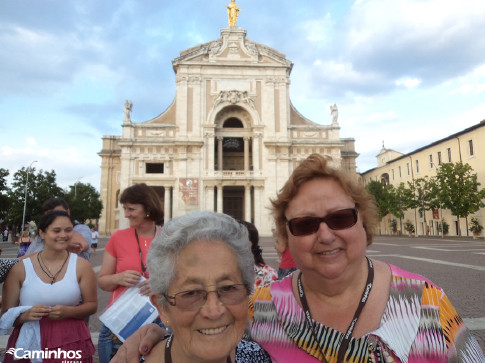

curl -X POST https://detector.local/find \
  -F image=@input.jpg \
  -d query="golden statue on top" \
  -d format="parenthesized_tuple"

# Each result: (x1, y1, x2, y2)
(227, 0, 240, 27)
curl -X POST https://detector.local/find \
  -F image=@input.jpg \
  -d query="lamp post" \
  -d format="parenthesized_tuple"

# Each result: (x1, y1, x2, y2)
(21, 160, 38, 232)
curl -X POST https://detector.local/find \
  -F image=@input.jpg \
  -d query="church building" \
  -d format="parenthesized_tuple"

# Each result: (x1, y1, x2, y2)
(98, 2, 358, 236)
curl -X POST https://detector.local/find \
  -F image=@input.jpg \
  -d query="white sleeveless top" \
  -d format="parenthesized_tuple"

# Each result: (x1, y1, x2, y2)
(20, 253, 81, 306)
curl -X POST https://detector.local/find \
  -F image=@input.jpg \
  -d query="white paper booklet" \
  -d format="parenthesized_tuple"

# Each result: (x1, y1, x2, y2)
(99, 277, 159, 342)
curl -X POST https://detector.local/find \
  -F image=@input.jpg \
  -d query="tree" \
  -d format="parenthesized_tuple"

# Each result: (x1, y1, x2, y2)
(435, 162, 485, 236)
(7, 168, 63, 227)
(64, 182, 103, 223)
(408, 176, 440, 235)
(365, 180, 393, 234)
(0, 168, 10, 222)
(387, 182, 415, 234)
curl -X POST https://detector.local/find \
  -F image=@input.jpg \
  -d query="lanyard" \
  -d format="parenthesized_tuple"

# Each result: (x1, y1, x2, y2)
(165, 335, 232, 363)
(134, 227, 157, 276)
(297, 257, 374, 362)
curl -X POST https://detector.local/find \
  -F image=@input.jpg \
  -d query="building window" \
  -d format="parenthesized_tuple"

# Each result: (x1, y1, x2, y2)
(381, 173, 390, 186)
(398, 166, 402, 178)
(429, 154, 433, 168)
(406, 163, 410, 175)
(447, 148, 452, 162)
(415, 160, 419, 173)
(437, 151, 442, 165)
(468, 140, 474, 156)
(146, 163, 164, 174)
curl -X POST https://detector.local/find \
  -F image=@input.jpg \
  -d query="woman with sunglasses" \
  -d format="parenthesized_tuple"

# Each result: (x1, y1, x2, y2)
(249, 153, 483, 362)
(143, 210, 270, 362)
(112, 154, 484, 362)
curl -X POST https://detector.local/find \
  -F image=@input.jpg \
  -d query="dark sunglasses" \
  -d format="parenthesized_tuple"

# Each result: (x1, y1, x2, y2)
(286, 208, 358, 236)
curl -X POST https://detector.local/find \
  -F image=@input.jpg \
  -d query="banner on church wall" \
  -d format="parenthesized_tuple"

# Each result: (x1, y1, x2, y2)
(179, 178, 199, 208)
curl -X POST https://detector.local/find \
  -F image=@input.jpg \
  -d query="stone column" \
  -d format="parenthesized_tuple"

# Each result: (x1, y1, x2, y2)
(252, 133, 261, 172)
(164, 186, 171, 222)
(206, 133, 215, 171)
(217, 184, 223, 213)
(206, 185, 215, 211)
(244, 184, 251, 221)
(217, 137, 223, 171)
(253, 186, 263, 232)
(244, 137, 249, 171)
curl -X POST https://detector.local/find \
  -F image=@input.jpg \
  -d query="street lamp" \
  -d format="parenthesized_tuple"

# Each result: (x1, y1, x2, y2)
(21, 160, 38, 232)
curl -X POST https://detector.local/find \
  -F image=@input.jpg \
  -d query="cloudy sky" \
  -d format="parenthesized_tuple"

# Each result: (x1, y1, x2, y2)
(2, 0, 485, 191)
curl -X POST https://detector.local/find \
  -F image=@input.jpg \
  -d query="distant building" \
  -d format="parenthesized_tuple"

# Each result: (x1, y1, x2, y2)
(361, 120, 485, 237)
(98, 14, 358, 236)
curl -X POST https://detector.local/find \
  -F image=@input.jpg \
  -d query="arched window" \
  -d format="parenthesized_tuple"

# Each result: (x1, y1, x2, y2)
(380, 173, 390, 186)
(223, 118, 243, 128)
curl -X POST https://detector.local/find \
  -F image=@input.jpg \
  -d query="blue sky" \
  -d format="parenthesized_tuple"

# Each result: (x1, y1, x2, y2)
(2, 0, 485, 191)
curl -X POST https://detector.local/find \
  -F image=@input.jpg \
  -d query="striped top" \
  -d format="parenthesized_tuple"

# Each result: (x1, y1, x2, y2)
(249, 262, 484, 362)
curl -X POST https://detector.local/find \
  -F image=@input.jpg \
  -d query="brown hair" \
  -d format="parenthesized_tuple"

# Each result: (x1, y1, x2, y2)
(270, 154, 379, 247)
(120, 183, 164, 224)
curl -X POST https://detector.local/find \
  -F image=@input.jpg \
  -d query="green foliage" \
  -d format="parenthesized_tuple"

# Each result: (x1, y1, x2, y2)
(389, 218, 398, 233)
(435, 162, 485, 235)
(0, 168, 10, 221)
(2, 167, 102, 231)
(7, 168, 64, 226)
(469, 217, 483, 235)
(437, 221, 449, 235)
(404, 220, 415, 233)
(365, 180, 392, 220)
(64, 182, 103, 223)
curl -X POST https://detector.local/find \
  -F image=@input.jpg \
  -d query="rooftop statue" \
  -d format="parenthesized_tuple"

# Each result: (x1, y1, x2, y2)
(330, 103, 338, 124)
(227, 0, 240, 27)
(124, 100, 133, 122)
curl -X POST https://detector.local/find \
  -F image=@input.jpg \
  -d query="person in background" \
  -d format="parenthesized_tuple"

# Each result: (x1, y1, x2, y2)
(91, 227, 99, 253)
(16, 230, 32, 258)
(111, 153, 485, 363)
(97, 183, 164, 363)
(24, 197, 90, 260)
(1, 210, 97, 362)
(144, 211, 270, 362)
(273, 226, 297, 280)
(239, 221, 277, 289)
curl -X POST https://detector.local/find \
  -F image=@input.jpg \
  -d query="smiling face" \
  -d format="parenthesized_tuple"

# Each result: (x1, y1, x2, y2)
(122, 202, 147, 229)
(285, 177, 368, 282)
(152, 240, 248, 362)
(39, 216, 74, 252)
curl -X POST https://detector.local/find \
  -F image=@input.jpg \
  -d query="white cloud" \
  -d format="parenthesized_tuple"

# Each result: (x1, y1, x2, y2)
(395, 78, 421, 88)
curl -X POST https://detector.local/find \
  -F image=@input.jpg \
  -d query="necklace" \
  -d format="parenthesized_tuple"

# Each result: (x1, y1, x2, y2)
(37, 251, 70, 284)
(164, 335, 232, 363)
(297, 257, 374, 362)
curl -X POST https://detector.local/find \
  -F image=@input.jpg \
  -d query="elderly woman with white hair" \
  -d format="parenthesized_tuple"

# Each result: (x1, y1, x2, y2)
(142, 210, 270, 363)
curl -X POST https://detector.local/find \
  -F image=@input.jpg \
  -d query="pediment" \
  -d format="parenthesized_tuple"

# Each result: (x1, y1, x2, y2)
(172, 27, 292, 69)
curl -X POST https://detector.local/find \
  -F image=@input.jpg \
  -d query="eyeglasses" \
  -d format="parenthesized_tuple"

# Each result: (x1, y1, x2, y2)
(286, 208, 358, 236)
(163, 284, 249, 311)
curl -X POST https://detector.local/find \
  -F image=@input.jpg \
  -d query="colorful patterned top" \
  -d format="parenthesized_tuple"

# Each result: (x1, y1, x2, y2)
(254, 264, 278, 289)
(249, 262, 484, 362)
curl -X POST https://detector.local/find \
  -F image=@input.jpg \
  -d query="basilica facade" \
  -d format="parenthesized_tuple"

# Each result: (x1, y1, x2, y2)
(98, 24, 358, 236)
